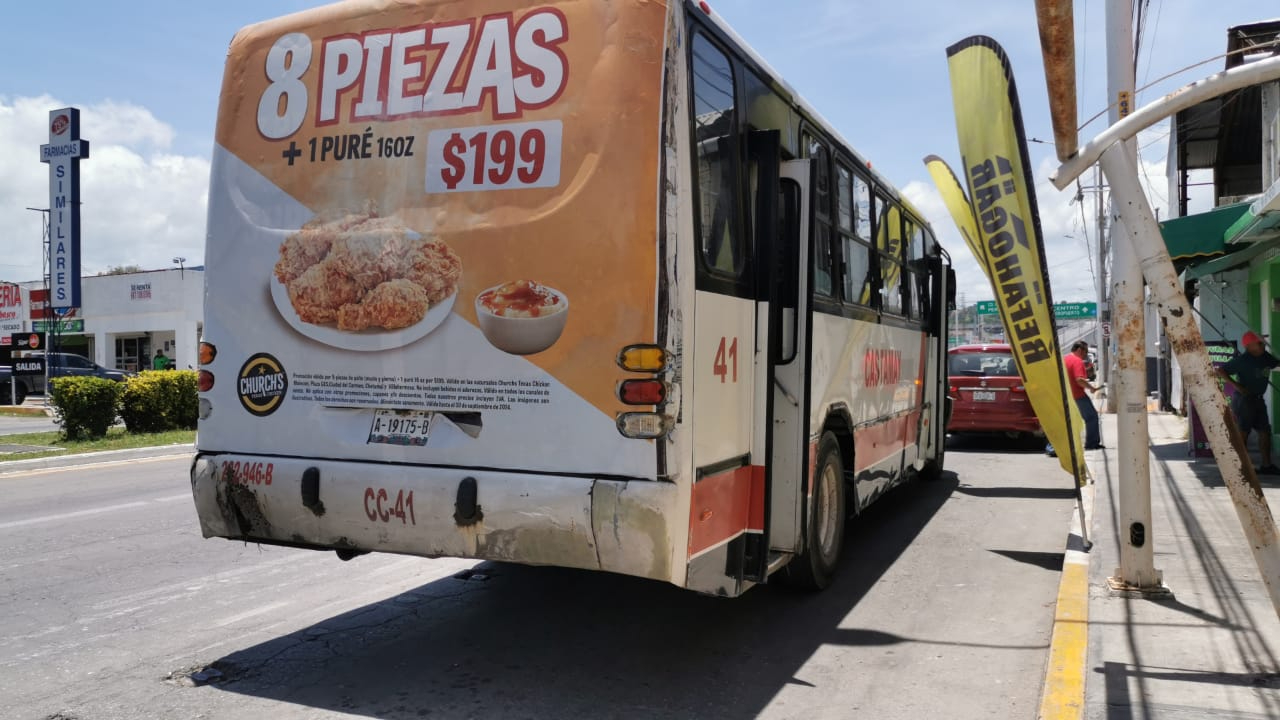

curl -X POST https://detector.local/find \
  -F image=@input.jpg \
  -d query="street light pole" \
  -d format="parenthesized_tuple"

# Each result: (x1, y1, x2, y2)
(1106, 0, 1161, 591)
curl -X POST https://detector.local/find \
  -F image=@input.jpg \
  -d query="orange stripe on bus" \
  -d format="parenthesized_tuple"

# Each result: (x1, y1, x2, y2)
(853, 411, 921, 471)
(689, 464, 765, 558)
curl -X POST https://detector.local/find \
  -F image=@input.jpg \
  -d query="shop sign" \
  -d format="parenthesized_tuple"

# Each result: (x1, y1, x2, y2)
(40, 107, 90, 310)
(33, 319, 84, 333)
(0, 283, 22, 344)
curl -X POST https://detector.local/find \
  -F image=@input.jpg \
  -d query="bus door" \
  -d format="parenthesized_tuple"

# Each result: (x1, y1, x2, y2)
(746, 129, 809, 580)
(768, 159, 810, 557)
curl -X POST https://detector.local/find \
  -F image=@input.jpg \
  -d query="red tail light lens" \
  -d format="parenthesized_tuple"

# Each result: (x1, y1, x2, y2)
(199, 342, 217, 365)
(618, 379, 666, 405)
(198, 370, 215, 392)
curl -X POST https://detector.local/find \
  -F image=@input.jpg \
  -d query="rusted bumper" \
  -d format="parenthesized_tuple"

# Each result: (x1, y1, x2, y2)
(190, 453, 676, 584)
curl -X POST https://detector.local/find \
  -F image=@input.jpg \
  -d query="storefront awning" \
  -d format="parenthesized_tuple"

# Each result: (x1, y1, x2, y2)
(1185, 180, 1280, 279)
(1158, 201, 1253, 262)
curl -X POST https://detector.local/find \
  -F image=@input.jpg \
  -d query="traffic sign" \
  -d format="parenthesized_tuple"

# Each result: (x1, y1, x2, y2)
(1101, 321, 1112, 338)
(1053, 302, 1098, 320)
(976, 300, 1096, 319)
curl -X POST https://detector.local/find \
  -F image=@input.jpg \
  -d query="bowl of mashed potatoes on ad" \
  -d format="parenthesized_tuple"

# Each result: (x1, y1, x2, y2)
(475, 280, 569, 355)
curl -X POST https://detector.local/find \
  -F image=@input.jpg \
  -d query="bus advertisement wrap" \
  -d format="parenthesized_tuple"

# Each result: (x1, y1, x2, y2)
(940, 36, 1087, 487)
(200, 0, 669, 478)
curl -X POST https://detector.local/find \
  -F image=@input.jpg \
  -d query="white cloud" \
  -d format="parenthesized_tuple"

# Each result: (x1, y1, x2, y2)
(904, 121, 1200, 312)
(0, 95, 208, 284)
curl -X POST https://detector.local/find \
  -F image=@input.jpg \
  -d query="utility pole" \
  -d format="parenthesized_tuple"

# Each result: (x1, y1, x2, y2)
(1095, 165, 1110, 407)
(1106, 0, 1161, 591)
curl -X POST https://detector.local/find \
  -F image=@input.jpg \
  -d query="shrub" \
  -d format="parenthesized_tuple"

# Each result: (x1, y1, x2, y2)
(49, 376, 122, 440)
(119, 370, 199, 433)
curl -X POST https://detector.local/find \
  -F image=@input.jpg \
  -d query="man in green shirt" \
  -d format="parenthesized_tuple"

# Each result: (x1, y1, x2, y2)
(153, 350, 169, 371)
(1215, 331, 1280, 475)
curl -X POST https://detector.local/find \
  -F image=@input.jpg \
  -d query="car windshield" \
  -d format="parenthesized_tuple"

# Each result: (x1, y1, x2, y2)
(948, 351, 1018, 377)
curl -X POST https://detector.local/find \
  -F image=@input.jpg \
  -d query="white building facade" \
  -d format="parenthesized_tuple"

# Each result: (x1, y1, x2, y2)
(10, 268, 204, 372)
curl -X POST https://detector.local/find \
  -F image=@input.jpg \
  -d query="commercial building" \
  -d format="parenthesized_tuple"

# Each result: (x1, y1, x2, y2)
(1161, 19, 1280, 450)
(0, 267, 203, 372)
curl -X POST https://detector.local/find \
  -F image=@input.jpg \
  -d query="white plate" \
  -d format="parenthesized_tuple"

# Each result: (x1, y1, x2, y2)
(971, 390, 997, 402)
(271, 278, 457, 352)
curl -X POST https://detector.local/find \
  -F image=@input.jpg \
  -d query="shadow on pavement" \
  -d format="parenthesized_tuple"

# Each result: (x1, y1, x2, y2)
(986, 549, 1066, 572)
(946, 433, 1045, 454)
(1151, 440, 1280, 489)
(1094, 439, 1280, 719)
(203, 473, 967, 719)
(956, 486, 1078, 500)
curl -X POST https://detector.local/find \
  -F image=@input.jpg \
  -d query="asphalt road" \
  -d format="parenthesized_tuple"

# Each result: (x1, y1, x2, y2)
(0, 414, 59, 436)
(0, 438, 1075, 720)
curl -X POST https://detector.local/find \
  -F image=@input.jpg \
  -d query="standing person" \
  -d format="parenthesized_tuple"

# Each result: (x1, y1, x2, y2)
(1046, 340, 1104, 457)
(1215, 331, 1280, 475)
(1065, 340, 1104, 450)
(153, 350, 168, 371)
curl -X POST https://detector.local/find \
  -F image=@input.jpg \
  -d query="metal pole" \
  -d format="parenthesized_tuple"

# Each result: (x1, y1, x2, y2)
(1101, 145, 1280, 618)
(1095, 166, 1110, 404)
(1106, 0, 1160, 590)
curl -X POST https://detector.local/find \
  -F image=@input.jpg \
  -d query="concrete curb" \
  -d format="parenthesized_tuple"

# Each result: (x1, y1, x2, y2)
(0, 443, 194, 475)
(1037, 480, 1095, 720)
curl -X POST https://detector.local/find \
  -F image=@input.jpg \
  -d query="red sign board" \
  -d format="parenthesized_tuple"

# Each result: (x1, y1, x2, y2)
(28, 289, 78, 321)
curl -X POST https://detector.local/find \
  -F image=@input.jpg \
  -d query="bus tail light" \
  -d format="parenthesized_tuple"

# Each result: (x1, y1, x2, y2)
(617, 412, 671, 439)
(198, 370, 215, 392)
(618, 379, 666, 405)
(199, 342, 217, 365)
(617, 344, 666, 373)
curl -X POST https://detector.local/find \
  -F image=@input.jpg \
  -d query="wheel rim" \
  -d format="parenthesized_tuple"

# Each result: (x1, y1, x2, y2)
(815, 461, 839, 562)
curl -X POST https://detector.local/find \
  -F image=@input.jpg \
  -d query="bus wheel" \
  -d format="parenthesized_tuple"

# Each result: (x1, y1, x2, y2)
(784, 432, 846, 590)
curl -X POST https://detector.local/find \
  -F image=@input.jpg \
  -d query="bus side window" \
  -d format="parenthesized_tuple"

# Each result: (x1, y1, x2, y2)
(805, 134, 835, 297)
(842, 167, 872, 305)
(691, 34, 743, 277)
(876, 196, 904, 315)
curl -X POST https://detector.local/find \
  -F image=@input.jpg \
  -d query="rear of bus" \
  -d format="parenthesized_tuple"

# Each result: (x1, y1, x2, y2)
(191, 1, 686, 586)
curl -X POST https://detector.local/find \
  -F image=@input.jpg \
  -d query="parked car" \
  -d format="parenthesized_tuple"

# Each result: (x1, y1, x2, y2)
(0, 365, 26, 405)
(946, 344, 1043, 444)
(9, 352, 133, 395)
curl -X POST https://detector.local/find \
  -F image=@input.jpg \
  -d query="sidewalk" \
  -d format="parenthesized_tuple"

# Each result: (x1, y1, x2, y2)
(1082, 411, 1280, 718)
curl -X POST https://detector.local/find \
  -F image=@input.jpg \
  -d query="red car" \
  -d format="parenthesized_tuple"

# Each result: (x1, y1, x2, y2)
(946, 344, 1043, 443)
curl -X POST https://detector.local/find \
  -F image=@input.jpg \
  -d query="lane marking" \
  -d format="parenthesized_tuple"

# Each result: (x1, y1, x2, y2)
(1038, 485, 1093, 720)
(0, 453, 188, 479)
(0, 493, 190, 531)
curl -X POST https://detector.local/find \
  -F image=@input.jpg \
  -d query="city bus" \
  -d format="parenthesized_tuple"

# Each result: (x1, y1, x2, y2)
(191, 0, 954, 597)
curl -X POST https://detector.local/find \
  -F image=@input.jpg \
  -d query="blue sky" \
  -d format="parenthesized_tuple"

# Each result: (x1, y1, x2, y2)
(1, 0, 1276, 303)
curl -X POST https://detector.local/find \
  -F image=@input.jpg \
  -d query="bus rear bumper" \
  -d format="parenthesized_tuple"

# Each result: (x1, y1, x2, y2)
(190, 453, 676, 584)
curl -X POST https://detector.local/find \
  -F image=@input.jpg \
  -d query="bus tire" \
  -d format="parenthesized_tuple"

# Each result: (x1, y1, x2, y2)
(784, 432, 846, 591)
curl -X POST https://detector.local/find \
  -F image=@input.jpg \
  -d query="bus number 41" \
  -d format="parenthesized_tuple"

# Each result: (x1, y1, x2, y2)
(713, 337, 738, 383)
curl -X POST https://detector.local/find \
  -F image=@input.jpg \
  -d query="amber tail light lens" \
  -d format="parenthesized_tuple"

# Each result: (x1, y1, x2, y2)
(199, 342, 217, 365)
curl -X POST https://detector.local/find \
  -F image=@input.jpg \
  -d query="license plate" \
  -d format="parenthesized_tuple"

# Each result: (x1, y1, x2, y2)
(972, 390, 997, 402)
(368, 410, 433, 446)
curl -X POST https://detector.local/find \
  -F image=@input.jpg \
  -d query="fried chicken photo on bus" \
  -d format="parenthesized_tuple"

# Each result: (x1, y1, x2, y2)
(274, 208, 462, 332)
(286, 257, 364, 324)
(337, 279, 431, 331)
(405, 239, 463, 304)
(273, 206, 378, 284)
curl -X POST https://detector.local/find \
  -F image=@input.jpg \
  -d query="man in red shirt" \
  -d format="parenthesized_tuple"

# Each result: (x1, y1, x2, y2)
(1065, 340, 1103, 449)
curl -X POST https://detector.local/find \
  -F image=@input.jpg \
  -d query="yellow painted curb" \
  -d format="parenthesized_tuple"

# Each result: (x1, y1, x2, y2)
(1038, 483, 1093, 720)
(1039, 561, 1089, 719)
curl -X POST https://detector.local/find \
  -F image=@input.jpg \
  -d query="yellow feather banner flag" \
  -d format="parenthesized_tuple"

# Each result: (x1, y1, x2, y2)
(933, 36, 1086, 487)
